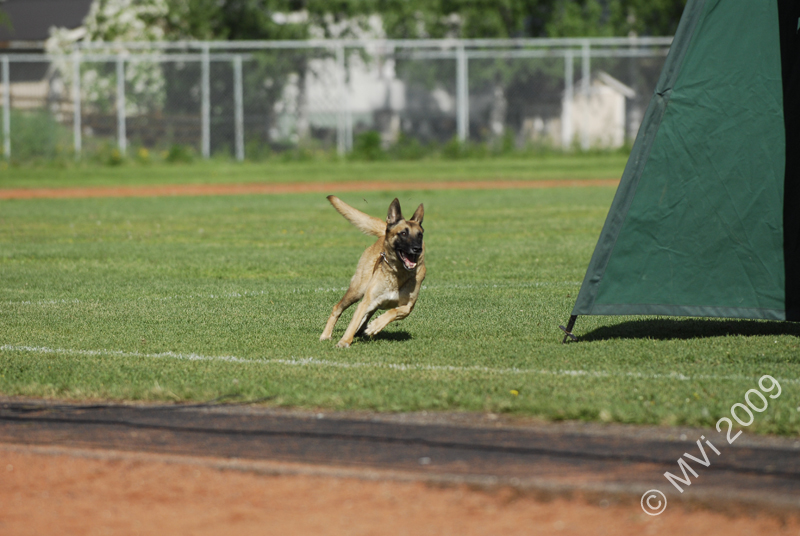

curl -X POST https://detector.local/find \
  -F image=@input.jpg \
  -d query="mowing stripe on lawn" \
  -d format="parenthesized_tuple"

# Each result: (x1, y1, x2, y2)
(2, 281, 583, 306)
(2, 344, 793, 385)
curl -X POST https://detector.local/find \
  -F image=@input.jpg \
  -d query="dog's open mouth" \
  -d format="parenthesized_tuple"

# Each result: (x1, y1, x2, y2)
(397, 250, 419, 271)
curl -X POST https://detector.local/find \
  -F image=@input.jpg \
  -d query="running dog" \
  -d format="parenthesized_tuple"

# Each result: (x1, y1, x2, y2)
(320, 195, 425, 348)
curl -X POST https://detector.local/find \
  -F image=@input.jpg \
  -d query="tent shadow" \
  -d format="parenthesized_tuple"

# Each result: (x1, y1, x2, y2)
(578, 318, 800, 342)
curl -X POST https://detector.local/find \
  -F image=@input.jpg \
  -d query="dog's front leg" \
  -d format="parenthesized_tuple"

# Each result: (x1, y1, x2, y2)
(337, 300, 378, 348)
(363, 303, 413, 337)
(321, 288, 363, 341)
(355, 310, 376, 336)
(364, 273, 423, 337)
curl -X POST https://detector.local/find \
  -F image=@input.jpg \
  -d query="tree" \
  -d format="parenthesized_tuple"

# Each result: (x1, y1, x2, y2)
(165, 0, 377, 41)
(374, 0, 556, 39)
(373, 0, 686, 39)
(47, 0, 172, 115)
(547, 0, 687, 38)
(0, 8, 11, 32)
(611, 0, 687, 37)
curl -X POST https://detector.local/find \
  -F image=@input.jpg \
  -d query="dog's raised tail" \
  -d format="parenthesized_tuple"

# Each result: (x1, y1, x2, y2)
(327, 195, 386, 237)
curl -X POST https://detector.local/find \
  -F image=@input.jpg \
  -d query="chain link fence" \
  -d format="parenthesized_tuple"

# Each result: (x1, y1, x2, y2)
(0, 37, 671, 161)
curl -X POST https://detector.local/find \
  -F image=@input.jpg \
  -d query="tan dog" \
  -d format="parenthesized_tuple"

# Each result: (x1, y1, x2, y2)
(320, 195, 426, 348)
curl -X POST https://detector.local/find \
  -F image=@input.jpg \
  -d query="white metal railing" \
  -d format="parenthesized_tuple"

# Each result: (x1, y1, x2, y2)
(71, 36, 674, 50)
(2, 55, 9, 159)
(0, 37, 673, 161)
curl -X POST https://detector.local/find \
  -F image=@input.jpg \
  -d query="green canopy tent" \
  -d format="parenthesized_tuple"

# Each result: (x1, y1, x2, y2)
(561, 0, 800, 342)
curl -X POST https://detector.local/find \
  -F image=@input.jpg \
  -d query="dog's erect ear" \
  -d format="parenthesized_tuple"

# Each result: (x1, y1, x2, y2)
(387, 198, 403, 227)
(410, 203, 424, 225)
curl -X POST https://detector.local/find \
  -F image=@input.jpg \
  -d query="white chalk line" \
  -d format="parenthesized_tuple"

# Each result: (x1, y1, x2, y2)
(2, 344, 797, 385)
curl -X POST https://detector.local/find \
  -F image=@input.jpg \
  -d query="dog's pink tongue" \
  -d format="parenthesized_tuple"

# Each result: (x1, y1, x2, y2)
(404, 257, 417, 269)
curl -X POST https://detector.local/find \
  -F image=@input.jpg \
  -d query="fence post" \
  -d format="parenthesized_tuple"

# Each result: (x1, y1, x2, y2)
(72, 51, 81, 159)
(233, 55, 244, 161)
(116, 55, 127, 155)
(336, 42, 346, 156)
(456, 44, 469, 142)
(2, 55, 9, 159)
(201, 45, 211, 159)
(561, 49, 574, 149)
(345, 49, 353, 153)
(581, 40, 591, 151)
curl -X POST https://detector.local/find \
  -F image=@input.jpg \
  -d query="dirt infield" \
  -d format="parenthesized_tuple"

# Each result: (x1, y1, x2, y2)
(2, 445, 798, 536)
(3, 400, 800, 535)
(0, 178, 619, 200)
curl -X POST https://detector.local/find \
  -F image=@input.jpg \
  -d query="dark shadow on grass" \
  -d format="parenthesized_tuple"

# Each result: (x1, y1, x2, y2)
(358, 330, 412, 343)
(578, 318, 800, 342)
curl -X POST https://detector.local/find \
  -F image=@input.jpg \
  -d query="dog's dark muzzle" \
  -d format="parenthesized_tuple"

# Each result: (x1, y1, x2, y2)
(398, 247, 421, 271)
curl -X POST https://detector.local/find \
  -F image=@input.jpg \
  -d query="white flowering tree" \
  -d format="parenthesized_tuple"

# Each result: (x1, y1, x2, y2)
(47, 0, 170, 115)
(43, 0, 386, 153)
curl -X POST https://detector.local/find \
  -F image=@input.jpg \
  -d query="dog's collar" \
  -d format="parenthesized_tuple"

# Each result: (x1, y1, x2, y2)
(380, 252, 387, 264)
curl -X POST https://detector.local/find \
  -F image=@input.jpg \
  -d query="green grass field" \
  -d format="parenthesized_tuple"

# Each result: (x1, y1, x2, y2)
(0, 153, 627, 188)
(2, 157, 799, 435)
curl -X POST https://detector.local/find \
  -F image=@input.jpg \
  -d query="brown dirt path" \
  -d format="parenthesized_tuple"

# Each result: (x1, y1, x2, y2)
(0, 178, 619, 200)
(2, 445, 798, 536)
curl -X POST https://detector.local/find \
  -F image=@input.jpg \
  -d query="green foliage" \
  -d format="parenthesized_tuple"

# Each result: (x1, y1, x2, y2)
(441, 137, 465, 159)
(546, 0, 687, 38)
(135, 147, 153, 164)
(5, 110, 72, 162)
(2, 134, 632, 168)
(87, 142, 126, 166)
(442, 137, 503, 159)
(0, 8, 11, 31)
(160, 0, 687, 42)
(496, 130, 516, 155)
(387, 133, 426, 160)
(375, 0, 686, 39)
(165, 0, 376, 41)
(377, 0, 556, 39)
(107, 148, 125, 166)
(50, 0, 687, 52)
(164, 144, 195, 163)
(546, 0, 615, 37)
(244, 139, 272, 161)
(611, 0, 688, 37)
(350, 130, 386, 161)
(165, 0, 228, 39)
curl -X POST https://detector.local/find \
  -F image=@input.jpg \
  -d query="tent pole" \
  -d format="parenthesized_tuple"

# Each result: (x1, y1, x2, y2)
(559, 315, 578, 343)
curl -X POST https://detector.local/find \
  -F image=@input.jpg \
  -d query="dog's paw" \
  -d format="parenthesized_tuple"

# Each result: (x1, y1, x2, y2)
(320, 334, 332, 341)
(335, 340, 350, 348)
(363, 322, 380, 337)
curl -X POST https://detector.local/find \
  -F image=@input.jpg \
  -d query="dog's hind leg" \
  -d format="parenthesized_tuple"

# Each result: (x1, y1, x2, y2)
(320, 289, 362, 341)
